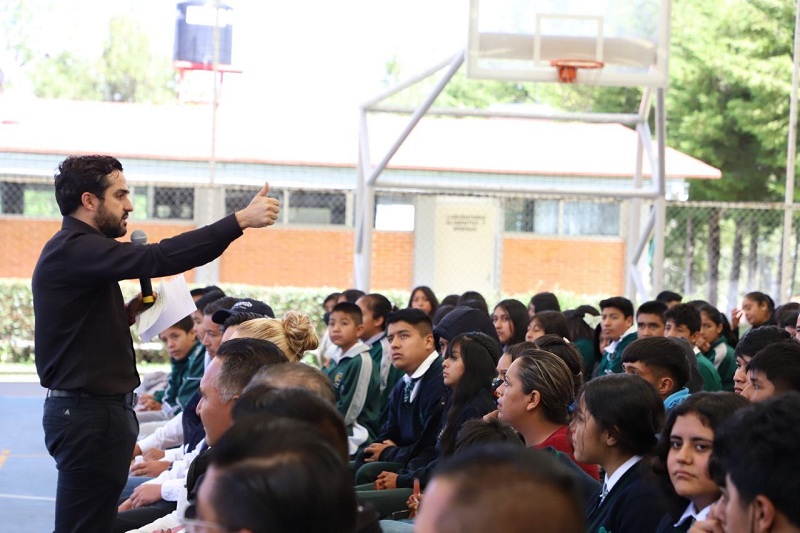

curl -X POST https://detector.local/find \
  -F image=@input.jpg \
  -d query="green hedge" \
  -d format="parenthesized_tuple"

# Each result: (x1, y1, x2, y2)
(0, 279, 604, 364)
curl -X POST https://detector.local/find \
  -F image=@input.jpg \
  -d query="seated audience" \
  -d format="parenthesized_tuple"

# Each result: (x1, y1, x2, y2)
(742, 341, 800, 402)
(695, 304, 737, 391)
(323, 302, 381, 455)
(563, 307, 601, 377)
(407, 286, 439, 317)
(433, 305, 499, 355)
(457, 290, 489, 314)
(665, 304, 722, 392)
(704, 392, 800, 533)
(528, 291, 562, 316)
(656, 290, 683, 309)
(414, 443, 585, 533)
(595, 296, 637, 376)
(652, 392, 748, 532)
(732, 325, 790, 395)
(525, 310, 570, 343)
(492, 299, 529, 351)
(570, 373, 666, 532)
(357, 293, 403, 411)
(636, 300, 668, 339)
(622, 336, 692, 409)
(353, 309, 446, 485)
(496, 349, 598, 480)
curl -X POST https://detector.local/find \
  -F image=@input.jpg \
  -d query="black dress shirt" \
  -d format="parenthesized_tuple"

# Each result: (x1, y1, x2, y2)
(33, 214, 242, 395)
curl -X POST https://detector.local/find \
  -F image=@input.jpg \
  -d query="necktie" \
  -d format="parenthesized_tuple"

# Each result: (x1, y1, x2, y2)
(404, 377, 419, 404)
(598, 483, 608, 508)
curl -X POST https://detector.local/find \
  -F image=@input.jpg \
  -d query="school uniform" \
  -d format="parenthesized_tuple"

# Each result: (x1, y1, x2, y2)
(586, 456, 665, 533)
(325, 340, 382, 455)
(695, 350, 722, 392)
(594, 326, 637, 377)
(700, 338, 736, 391)
(365, 331, 405, 414)
(654, 501, 713, 533)
(664, 387, 691, 410)
(354, 352, 446, 477)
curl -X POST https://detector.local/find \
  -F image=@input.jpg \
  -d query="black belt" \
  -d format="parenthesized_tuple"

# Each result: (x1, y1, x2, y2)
(47, 389, 136, 406)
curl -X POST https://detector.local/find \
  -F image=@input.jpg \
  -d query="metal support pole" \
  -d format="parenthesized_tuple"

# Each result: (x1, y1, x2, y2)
(653, 88, 667, 295)
(780, 0, 800, 302)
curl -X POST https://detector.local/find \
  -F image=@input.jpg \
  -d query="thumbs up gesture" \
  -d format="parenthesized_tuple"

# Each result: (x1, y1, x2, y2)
(235, 182, 281, 229)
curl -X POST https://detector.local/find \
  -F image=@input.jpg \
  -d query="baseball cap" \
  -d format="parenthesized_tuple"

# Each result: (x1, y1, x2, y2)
(212, 298, 275, 324)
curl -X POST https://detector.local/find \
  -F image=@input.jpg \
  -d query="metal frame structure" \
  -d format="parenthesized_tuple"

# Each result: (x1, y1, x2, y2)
(354, 48, 668, 301)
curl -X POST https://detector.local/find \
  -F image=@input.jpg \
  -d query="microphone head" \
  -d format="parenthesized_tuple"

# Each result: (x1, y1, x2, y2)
(130, 229, 148, 245)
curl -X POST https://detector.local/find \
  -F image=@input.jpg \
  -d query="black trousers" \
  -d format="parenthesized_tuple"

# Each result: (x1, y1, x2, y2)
(43, 395, 138, 533)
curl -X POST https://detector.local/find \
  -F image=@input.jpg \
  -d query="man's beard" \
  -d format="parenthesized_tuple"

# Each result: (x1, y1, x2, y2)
(96, 202, 127, 238)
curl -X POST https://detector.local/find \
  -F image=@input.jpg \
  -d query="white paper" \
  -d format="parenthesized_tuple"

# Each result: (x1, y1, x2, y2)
(135, 274, 198, 342)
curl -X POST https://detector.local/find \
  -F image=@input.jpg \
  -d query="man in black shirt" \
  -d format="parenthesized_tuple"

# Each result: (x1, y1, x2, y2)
(32, 155, 280, 533)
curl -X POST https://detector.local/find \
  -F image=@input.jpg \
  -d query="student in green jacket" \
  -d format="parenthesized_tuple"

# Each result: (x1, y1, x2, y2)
(665, 304, 722, 392)
(594, 297, 637, 377)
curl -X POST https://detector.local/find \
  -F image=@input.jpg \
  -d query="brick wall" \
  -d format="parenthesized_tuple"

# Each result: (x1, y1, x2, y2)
(1, 218, 623, 295)
(502, 236, 625, 296)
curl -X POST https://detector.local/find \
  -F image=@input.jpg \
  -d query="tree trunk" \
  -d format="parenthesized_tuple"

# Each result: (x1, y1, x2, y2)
(747, 215, 759, 292)
(727, 218, 744, 313)
(707, 208, 721, 306)
(684, 214, 695, 296)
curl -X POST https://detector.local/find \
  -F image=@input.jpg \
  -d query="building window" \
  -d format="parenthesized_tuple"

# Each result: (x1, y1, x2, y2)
(287, 190, 346, 225)
(505, 198, 620, 237)
(153, 187, 194, 220)
(375, 194, 414, 231)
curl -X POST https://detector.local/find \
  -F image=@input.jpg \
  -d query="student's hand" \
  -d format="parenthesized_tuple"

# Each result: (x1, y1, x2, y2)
(375, 471, 398, 490)
(130, 483, 163, 508)
(130, 460, 171, 477)
(688, 519, 724, 533)
(235, 182, 281, 230)
(157, 527, 185, 533)
(695, 338, 712, 353)
(118, 498, 133, 512)
(483, 409, 499, 422)
(408, 478, 422, 518)
(142, 448, 166, 461)
(363, 440, 397, 462)
(140, 398, 162, 411)
(730, 308, 743, 330)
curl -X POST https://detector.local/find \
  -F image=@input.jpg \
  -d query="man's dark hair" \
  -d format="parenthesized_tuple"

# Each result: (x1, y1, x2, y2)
(454, 418, 525, 452)
(190, 285, 222, 298)
(458, 291, 488, 314)
(712, 392, 800, 528)
(208, 417, 357, 533)
(664, 303, 701, 334)
(599, 296, 634, 318)
(529, 292, 561, 313)
(339, 289, 365, 303)
(745, 341, 800, 395)
(734, 325, 791, 360)
(330, 302, 362, 325)
(214, 338, 289, 402)
(428, 443, 584, 533)
(170, 315, 195, 334)
(386, 307, 433, 335)
(203, 296, 240, 316)
(656, 290, 683, 304)
(360, 293, 396, 331)
(622, 337, 691, 394)
(231, 386, 348, 459)
(195, 290, 226, 312)
(54, 155, 124, 216)
(636, 300, 668, 319)
(245, 362, 336, 405)
(440, 294, 460, 307)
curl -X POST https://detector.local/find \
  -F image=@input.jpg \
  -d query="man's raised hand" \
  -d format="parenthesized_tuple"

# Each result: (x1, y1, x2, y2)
(235, 182, 281, 229)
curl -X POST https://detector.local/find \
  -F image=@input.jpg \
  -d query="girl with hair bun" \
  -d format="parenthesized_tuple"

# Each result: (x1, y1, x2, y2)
(232, 312, 319, 362)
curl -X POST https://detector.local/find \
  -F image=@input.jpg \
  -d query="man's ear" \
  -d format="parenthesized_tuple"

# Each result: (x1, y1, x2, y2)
(657, 376, 675, 397)
(752, 494, 777, 533)
(625, 315, 634, 328)
(80, 191, 99, 211)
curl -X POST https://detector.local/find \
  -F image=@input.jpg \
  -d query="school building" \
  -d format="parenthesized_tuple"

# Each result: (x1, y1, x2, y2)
(0, 98, 719, 297)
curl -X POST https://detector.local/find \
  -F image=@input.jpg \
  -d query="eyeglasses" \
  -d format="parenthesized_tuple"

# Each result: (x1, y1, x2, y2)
(183, 505, 237, 533)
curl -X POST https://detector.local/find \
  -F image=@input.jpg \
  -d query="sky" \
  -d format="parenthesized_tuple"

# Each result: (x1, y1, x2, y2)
(10, 0, 468, 117)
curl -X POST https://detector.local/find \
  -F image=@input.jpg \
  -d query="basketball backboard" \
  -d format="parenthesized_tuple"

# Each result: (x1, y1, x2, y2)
(467, 0, 671, 87)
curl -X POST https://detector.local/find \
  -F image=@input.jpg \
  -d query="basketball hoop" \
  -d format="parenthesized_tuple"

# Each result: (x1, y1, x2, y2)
(550, 59, 605, 83)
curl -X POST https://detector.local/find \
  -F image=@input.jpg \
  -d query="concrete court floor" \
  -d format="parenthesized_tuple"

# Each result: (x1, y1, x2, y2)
(0, 379, 57, 532)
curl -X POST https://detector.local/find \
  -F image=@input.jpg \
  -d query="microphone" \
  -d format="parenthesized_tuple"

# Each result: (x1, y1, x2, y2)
(130, 230, 154, 305)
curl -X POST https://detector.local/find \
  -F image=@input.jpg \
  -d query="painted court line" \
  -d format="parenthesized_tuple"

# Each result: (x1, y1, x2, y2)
(0, 493, 55, 502)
